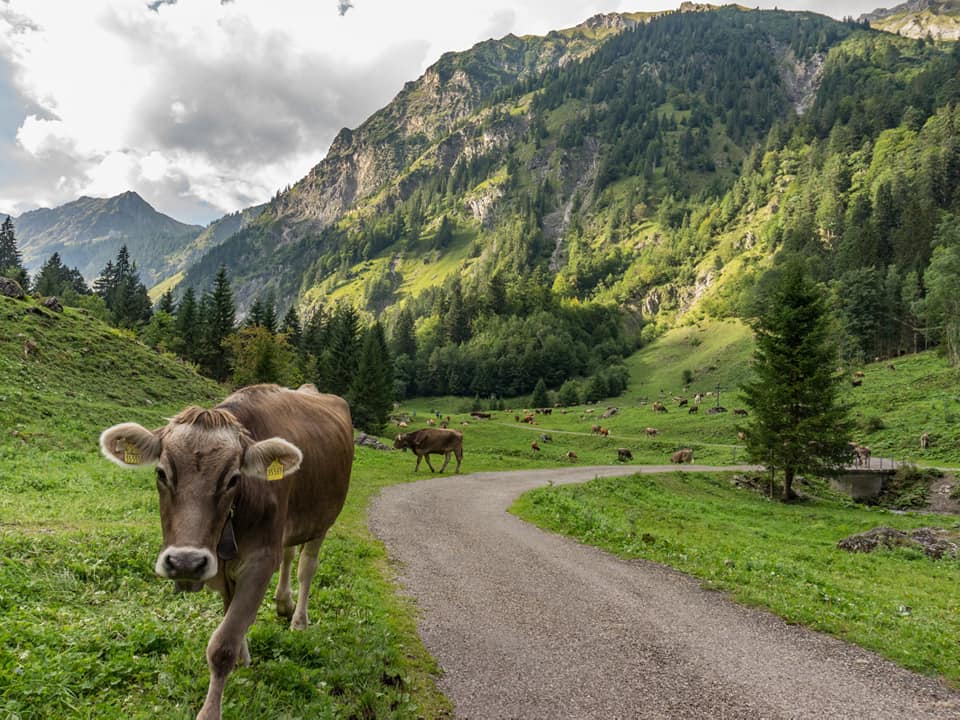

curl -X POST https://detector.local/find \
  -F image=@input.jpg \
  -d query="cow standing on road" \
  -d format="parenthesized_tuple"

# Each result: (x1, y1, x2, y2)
(394, 428, 464, 473)
(99, 384, 353, 720)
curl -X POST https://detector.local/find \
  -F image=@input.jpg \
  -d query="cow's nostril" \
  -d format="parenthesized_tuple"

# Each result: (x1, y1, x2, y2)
(194, 555, 208, 573)
(164, 553, 178, 572)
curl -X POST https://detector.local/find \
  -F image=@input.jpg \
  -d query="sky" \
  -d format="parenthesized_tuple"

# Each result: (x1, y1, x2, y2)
(0, 0, 888, 225)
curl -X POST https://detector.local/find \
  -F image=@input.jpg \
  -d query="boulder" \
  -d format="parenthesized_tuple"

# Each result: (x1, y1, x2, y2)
(837, 526, 958, 560)
(354, 432, 392, 451)
(0, 277, 25, 300)
(40, 296, 64, 312)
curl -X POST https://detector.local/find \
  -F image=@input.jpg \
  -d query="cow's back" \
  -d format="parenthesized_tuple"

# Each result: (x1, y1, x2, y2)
(219, 384, 353, 546)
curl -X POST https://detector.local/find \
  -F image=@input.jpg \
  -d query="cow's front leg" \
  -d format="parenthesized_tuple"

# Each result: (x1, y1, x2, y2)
(197, 556, 273, 720)
(291, 536, 325, 630)
(274, 545, 296, 619)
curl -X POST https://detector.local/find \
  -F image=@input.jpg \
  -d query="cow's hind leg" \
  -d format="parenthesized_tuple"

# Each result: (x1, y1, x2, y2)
(438, 451, 451, 472)
(454, 446, 462, 473)
(291, 536, 325, 631)
(274, 545, 296, 619)
(423, 453, 437, 472)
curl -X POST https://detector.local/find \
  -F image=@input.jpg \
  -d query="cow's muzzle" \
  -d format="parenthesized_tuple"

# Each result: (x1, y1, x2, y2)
(155, 545, 217, 587)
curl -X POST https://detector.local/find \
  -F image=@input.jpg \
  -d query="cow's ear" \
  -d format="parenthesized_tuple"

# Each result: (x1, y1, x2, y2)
(100, 423, 162, 467)
(242, 437, 303, 481)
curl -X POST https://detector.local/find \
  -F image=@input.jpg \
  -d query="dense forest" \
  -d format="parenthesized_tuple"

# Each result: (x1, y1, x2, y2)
(6, 7, 960, 408)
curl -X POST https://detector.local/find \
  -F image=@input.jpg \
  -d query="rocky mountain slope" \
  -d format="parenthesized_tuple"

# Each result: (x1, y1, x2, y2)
(860, 0, 960, 40)
(15, 191, 203, 285)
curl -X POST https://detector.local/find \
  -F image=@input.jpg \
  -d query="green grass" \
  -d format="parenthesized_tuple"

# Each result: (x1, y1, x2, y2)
(625, 318, 755, 401)
(4, 290, 960, 716)
(0, 295, 452, 720)
(512, 472, 960, 684)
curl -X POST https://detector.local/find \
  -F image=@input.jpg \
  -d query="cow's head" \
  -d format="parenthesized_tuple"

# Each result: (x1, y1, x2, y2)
(100, 407, 302, 591)
(393, 433, 410, 451)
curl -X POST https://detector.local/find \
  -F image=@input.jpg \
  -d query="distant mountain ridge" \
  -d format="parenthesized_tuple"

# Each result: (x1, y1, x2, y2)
(16, 191, 203, 285)
(860, 0, 960, 39)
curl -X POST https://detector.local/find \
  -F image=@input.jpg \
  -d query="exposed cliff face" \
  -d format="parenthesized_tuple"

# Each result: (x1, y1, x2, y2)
(267, 15, 651, 232)
(860, 0, 960, 39)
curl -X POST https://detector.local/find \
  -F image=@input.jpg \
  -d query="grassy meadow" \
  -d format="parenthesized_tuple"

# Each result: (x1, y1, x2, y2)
(3, 294, 960, 717)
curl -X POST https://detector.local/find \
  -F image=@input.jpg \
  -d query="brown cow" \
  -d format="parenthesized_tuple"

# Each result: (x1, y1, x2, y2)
(566, 451, 578, 461)
(732, 408, 748, 416)
(671, 448, 694, 464)
(652, 401, 667, 413)
(531, 440, 541, 452)
(598, 427, 609, 437)
(644, 427, 658, 437)
(99, 384, 353, 720)
(617, 448, 633, 462)
(394, 428, 464, 473)
(591, 424, 601, 434)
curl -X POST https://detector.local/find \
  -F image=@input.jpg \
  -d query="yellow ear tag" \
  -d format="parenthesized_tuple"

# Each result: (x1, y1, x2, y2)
(123, 441, 141, 465)
(266, 459, 284, 481)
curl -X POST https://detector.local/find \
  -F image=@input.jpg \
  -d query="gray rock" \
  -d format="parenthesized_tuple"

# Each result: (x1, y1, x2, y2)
(0, 277, 25, 300)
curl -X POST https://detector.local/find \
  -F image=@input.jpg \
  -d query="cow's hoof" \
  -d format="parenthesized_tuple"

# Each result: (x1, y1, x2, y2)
(290, 611, 309, 631)
(276, 595, 295, 619)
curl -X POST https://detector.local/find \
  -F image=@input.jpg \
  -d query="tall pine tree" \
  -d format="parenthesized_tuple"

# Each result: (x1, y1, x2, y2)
(0, 215, 27, 286)
(201, 266, 236, 382)
(349, 322, 393, 434)
(740, 260, 853, 501)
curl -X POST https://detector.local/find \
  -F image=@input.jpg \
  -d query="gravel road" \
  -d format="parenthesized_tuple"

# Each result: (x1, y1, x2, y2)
(368, 465, 960, 720)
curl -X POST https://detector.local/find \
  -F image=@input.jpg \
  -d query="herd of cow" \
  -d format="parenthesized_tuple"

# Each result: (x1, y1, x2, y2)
(97, 382, 932, 719)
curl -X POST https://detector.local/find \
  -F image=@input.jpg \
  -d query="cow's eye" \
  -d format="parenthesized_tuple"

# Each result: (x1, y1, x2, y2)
(225, 472, 241, 490)
(156, 468, 169, 487)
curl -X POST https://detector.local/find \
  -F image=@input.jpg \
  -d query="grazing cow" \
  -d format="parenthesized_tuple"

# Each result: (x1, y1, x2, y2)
(617, 448, 633, 462)
(652, 401, 667, 413)
(394, 428, 464, 473)
(470, 411, 492, 420)
(920, 432, 930, 450)
(531, 441, 541, 452)
(522, 414, 535, 424)
(598, 427, 609, 437)
(737, 431, 746, 443)
(591, 424, 602, 434)
(732, 408, 748, 417)
(540, 433, 553, 443)
(694, 392, 703, 405)
(851, 378, 862, 387)
(671, 448, 694, 464)
(848, 442, 871, 467)
(644, 427, 658, 437)
(688, 406, 698, 414)
(677, 398, 688, 407)
(566, 451, 578, 462)
(99, 384, 352, 720)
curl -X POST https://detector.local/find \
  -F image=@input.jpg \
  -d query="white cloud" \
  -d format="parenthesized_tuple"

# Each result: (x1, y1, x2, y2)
(0, 0, 891, 224)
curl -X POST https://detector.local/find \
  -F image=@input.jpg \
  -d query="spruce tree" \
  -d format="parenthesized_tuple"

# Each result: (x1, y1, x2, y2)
(740, 260, 853, 501)
(174, 286, 200, 362)
(281, 305, 302, 348)
(158, 289, 175, 315)
(349, 323, 393, 434)
(204, 266, 236, 382)
(531, 378, 549, 409)
(0, 216, 26, 284)
(324, 303, 360, 396)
